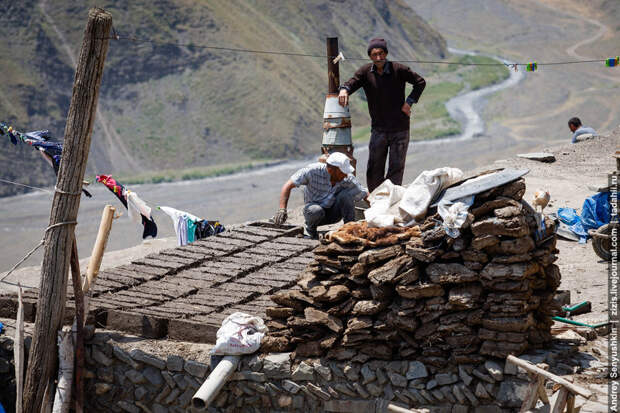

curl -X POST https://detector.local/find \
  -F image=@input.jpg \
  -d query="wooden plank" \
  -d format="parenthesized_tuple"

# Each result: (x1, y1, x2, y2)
(551, 388, 569, 413)
(520, 375, 543, 412)
(167, 319, 219, 343)
(538, 380, 550, 404)
(106, 310, 168, 338)
(566, 394, 575, 413)
(507, 355, 592, 399)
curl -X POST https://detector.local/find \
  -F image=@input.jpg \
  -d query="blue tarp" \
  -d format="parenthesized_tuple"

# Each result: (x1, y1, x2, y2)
(558, 192, 611, 243)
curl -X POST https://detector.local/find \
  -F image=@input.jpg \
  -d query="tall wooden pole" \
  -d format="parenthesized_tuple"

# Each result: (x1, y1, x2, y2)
(327, 37, 340, 94)
(22, 8, 112, 413)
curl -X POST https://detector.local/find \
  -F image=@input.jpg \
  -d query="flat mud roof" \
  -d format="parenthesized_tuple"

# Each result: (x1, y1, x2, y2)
(0, 222, 317, 343)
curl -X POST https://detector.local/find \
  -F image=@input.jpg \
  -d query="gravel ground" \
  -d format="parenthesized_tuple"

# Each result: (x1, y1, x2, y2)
(493, 126, 618, 325)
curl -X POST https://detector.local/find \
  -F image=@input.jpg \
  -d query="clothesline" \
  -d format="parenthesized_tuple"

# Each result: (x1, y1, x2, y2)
(101, 29, 620, 69)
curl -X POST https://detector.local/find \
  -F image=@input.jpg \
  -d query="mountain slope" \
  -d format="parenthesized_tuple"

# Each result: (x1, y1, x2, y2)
(0, 0, 446, 196)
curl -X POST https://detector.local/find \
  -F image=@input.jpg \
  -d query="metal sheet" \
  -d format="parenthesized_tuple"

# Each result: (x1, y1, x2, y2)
(323, 95, 350, 118)
(322, 127, 352, 146)
(431, 168, 529, 207)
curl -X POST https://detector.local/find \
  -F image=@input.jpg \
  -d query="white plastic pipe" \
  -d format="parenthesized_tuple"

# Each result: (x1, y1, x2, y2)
(191, 355, 240, 410)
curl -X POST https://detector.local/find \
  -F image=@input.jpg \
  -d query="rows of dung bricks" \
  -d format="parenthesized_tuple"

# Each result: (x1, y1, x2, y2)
(92, 225, 301, 314)
(0, 224, 304, 328)
(108, 235, 318, 342)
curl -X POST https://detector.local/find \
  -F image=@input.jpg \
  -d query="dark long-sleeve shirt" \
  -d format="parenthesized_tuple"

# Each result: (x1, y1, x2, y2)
(342, 61, 426, 132)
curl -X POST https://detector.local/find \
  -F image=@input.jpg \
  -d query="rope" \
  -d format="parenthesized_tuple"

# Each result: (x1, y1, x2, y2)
(54, 185, 82, 196)
(0, 178, 84, 196)
(0, 178, 53, 193)
(100, 30, 610, 67)
(0, 220, 78, 283)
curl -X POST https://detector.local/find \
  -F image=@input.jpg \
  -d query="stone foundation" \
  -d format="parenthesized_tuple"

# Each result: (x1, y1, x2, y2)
(1, 321, 570, 413)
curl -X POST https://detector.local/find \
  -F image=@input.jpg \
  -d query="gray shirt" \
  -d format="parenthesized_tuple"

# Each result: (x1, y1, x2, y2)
(291, 163, 367, 208)
(571, 126, 597, 143)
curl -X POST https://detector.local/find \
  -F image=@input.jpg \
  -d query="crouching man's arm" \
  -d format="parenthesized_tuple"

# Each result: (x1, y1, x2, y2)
(274, 179, 296, 225)
(279, 180, 296, 209)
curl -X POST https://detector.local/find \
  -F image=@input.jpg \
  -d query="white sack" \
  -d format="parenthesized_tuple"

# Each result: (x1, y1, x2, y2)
(398, 167, 464, 221)
(211, 312, 268, 355)
(364, 180, 407, 227)
(365, 167, 464, 227)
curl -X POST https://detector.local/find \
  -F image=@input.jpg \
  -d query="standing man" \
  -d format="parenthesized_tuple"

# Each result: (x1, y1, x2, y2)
(339, 38, 426, 193)
(273, 153, 368, 239)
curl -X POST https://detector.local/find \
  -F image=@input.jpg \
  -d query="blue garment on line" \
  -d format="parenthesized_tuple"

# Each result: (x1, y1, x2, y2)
(558, 192, 611, 243)
(187, 218, 197, 243)
(0, 321, 4, 334)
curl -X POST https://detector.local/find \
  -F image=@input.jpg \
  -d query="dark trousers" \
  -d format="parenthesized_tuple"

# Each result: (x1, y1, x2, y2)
(303, 189, 356, 238)
(367, 129, 410, 193)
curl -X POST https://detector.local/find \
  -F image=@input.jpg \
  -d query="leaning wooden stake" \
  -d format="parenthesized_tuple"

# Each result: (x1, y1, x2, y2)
(14, 284, 24, 413)
(75, 206, 114, 412)
(22, 8, 112, 413)
(83, 205, 115, 295)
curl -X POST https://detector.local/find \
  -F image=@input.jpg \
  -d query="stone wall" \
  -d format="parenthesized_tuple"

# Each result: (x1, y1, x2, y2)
(0, 325, 545, 412)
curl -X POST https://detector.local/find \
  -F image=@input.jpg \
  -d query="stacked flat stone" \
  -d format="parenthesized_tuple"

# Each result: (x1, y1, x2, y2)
(262, 177, 560, 366)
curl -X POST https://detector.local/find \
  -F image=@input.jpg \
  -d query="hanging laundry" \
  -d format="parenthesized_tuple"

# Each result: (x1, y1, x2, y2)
(1, 122, 92, 197)
(196, 219, 226, 239)
(159, 205, 225, 246)
(526, 62, 537, 72)
(159, 207, 184, 244)
(605, 56, 619, 67)
(96, 175, 157, 239)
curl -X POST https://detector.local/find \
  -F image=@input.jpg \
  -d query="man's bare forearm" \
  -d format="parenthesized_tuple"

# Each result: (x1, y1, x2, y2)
(279, 180, 296, 209)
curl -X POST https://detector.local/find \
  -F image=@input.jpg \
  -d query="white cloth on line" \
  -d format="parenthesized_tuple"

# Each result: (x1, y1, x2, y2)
(125, 190, 153, 224)
(159, 206, 201, 246)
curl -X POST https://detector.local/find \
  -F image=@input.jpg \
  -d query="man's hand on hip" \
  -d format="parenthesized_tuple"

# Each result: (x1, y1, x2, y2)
(338, 89, 349, 107)
(401, 102, 411, 117)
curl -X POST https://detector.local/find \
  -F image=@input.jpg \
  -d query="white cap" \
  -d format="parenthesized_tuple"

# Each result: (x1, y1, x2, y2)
(326, 152, 355, 175)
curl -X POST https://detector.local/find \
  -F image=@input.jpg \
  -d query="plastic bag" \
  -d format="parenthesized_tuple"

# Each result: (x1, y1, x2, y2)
(557, 192, 611, 242)
(210, 312, 268, 355)
(438, 195, 474, 238)
(580, 191, 610, 232)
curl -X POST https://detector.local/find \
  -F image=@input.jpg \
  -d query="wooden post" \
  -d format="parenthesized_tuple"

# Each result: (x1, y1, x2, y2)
(14, 285, 24, 413)
(22, 8, 112, 413)
(327, 37, 340, 94)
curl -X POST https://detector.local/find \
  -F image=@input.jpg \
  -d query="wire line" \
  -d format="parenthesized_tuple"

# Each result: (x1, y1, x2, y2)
(101, 31, 611, 67)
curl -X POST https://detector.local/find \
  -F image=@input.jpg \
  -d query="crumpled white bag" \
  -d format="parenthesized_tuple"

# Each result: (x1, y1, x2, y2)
(438, 195, 474, 238)
(210, 312, 268, 355)
(364, 180, 407, 227)
(399, 167, 464, 221)
(364, 167, 464, 227)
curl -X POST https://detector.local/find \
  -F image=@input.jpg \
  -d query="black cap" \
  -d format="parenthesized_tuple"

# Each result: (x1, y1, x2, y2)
(367, 38, 388, 55)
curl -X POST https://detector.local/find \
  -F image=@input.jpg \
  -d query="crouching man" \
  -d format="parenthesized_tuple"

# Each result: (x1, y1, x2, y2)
(273, 153, 368, 238)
